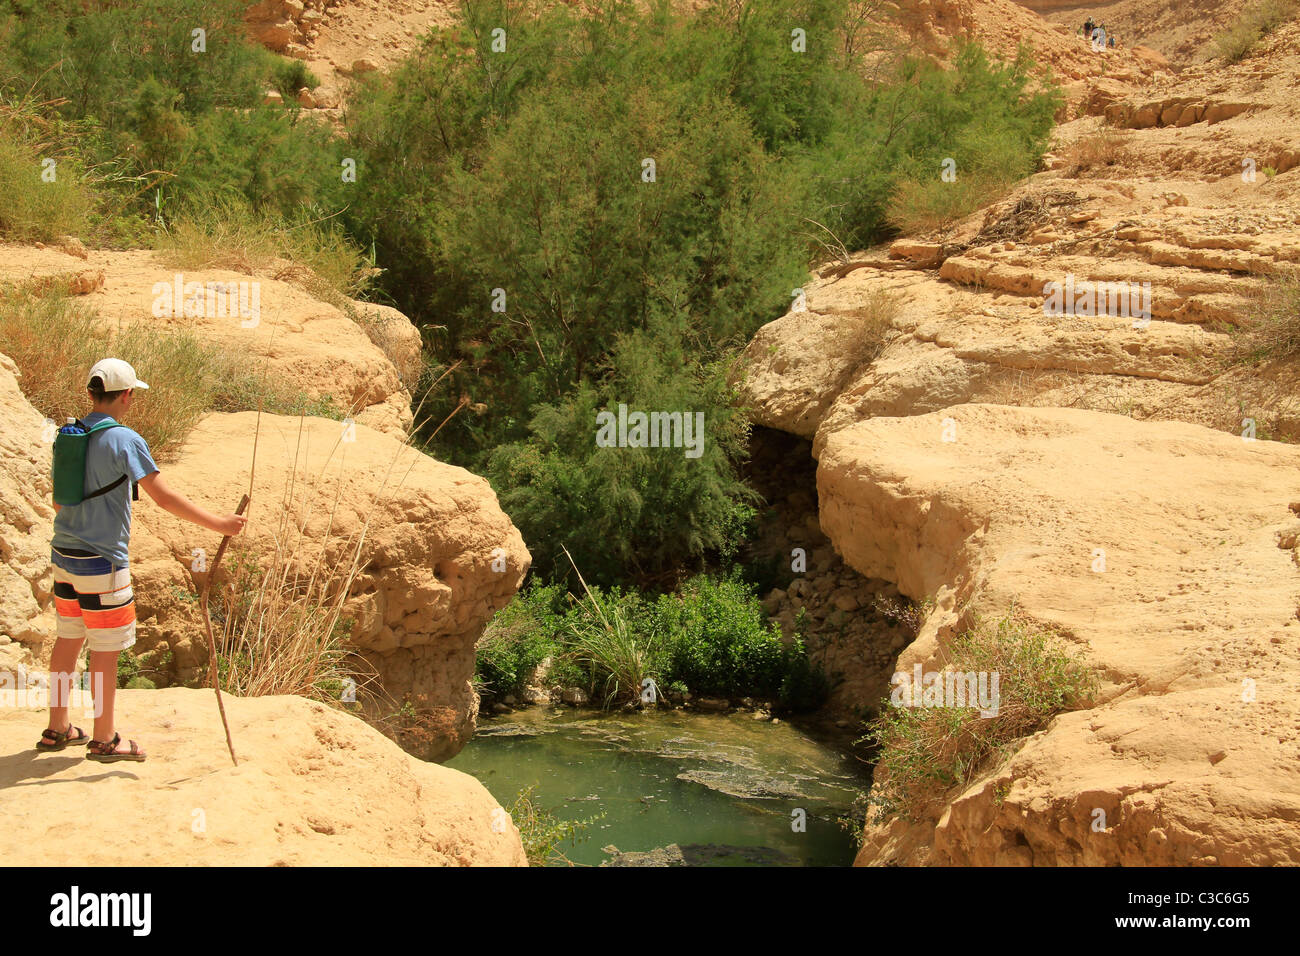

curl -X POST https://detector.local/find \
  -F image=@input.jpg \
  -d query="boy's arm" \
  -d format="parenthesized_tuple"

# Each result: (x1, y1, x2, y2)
(138, 471, 247, 537)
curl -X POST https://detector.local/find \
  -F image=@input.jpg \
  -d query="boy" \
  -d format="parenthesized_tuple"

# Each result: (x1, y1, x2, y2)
(39, 358, 247, 762)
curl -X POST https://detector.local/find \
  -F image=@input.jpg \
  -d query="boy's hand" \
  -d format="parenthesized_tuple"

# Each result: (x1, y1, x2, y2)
(218, 514, 248, 536)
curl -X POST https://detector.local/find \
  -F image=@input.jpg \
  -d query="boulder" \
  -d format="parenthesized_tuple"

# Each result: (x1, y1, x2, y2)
(0, 248, 419, 440)
(128, 410, 530, 761)
(0, 354, 56, 673)
(0, 689, 527, 866)
(817, 405, 1300, 865)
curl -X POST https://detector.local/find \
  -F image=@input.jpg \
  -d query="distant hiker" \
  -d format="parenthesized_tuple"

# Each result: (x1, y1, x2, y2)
(40, 358, 247, 762)
(1084, 16, 1095, 36)
(1108, 35, 1116, 48)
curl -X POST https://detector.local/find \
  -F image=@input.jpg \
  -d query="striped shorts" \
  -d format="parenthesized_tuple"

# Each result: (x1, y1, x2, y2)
(51, 547, 137, 653)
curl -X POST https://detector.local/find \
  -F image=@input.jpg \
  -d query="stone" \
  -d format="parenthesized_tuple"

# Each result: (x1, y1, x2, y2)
(312, 85, 341, 109)
(0, 689, 525, 865)
(693, 697, 730, 712)
(819, 405, 1300, 866)
(561, 686, 589, 706)
(55, 236, 87, 260)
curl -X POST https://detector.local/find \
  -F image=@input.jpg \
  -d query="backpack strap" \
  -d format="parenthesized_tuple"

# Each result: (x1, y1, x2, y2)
(81, 419, 134, 501)
(82, 474, 129, 500)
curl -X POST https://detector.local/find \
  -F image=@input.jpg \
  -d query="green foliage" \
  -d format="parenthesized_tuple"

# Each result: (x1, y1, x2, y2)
(346, 0, 1059, 590)
(0, 126, 95, 241)
(562, 583, 661, 708)
(476, 582, 567, 698)
(488, 343, 757, 587)
(0, 0, 346, 229)
(1214, 0, 1299, 63)
(864, 612, 1096, 823)
(507, 785, 602, 866)
(268, 57, 320, 101)
(475, 571, 825, 710)
(799, 43, 1060, 245)
(649, 572, 825, 707)
(116, 648, 170, 689)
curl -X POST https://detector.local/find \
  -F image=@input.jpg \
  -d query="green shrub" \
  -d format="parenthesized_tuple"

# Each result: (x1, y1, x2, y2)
(488, 340, 757, 587)
(476, 583, 567, 698)
(0, 130, 95, 241)
(1214, 0, 1299, 63)
(268, 58, 320, 101)
(562, 583, 662, 707)
(343, 1, 1059, 593)
(865, 611, 1097, 823)
(507, 785, 602, 866)
(649, 572, 825, 708)
(0, 0, 345, 228)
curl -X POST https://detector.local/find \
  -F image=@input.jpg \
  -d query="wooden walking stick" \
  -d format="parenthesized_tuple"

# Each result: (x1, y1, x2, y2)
(200, 493, 250, 766)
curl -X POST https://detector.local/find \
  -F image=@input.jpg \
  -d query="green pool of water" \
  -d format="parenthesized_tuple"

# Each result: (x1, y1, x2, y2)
(447, 706, 870, 867)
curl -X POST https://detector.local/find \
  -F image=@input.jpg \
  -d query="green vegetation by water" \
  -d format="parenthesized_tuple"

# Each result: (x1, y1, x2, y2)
(449, 707, 869, 866)
(477, 573, 827, 710)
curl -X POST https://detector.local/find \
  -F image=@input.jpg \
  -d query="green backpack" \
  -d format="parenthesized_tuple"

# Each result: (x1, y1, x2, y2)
(52, 418, 138, 507)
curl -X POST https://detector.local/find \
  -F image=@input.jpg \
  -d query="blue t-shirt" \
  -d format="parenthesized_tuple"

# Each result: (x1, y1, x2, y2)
(51, 413, 159, 567)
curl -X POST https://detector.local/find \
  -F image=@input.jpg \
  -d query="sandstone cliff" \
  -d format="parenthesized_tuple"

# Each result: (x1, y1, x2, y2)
(129, 410, 529, 760)
(819, 406, 1300, 864)
(736, 13, 1300, 864)
(0, 689, 526, 865)
(0, 353, 56, 676)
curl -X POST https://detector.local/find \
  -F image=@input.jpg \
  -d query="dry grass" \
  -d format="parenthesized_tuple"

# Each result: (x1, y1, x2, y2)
(213, 422, 379, 704)
(888, 171, 1018, 239)
(0, 285, 223, 456)
(830, 288, 902, 371)
(347, 301, 425, 386)
(1060, 128, 1130, 177)
(160, 195, 376, 306)
(0, 284, 345, 459)
(1230, 269, 1300, 365)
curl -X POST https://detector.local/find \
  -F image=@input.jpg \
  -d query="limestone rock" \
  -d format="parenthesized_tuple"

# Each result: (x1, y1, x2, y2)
(817, 405, 1300, 866)
(0, 689, 527, 866)
(0, 247, 418, 440)
(0, 354, 56, 672)
(128, 410, 530, 761)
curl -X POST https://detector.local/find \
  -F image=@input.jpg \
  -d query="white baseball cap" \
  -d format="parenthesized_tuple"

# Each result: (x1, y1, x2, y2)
(86, 358, 149, 391)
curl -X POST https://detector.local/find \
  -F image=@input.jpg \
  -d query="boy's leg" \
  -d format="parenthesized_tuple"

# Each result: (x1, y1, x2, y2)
(79, 562, 138, 749)
(47, 638, 85, 733)
(48, 562, 87, 734)
(89, 650, 120, 744)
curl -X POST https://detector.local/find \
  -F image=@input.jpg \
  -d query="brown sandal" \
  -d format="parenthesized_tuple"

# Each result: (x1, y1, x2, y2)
(36, 724, 90, 752)
(86, 732, 146, 763)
